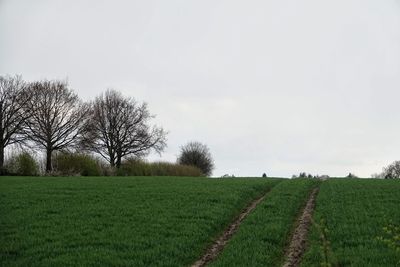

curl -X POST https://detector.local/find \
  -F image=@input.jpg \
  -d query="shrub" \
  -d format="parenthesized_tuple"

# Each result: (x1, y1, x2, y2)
(149, 162, 202, 176)
(53, 152, 102, 176)
(5, 151, 39, 176)
(177, 141, 214, 176)
(100, 164, 117, 176)
(117, 158, 151, 176)
(117, 158, 202, 177)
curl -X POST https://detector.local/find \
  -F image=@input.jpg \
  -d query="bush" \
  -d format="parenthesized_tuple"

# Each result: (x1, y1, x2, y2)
(5, 151, 39, 176)
(149, 162, 203, 176)
(177, 141, 214, 176)
(117, 158, 151, 176)
(117, 158, 202, 177)
(100, 164, 117, 176)
(53, 152, 102, 176)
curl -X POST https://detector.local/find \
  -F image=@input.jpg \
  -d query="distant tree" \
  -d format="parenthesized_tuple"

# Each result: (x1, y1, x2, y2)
(23, 80, 89, 172)
(262, 173, 267, 178)
(0, 75, 31, 168)
(299, 172, 307, 178)
(381, 161, 400, 179)
(177, 141, 214, 176)
(83, 89, 167, 168)
(346, 172, 358, 178)
(295, 172, 319, 179)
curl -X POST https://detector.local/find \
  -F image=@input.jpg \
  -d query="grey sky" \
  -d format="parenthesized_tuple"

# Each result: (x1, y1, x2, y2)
(1, 0, 400, 177)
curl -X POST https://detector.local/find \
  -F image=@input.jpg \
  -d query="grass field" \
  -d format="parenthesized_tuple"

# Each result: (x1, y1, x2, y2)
(0, 176, 280, 266)
(211, 178, 319, 267)
(1, 177, 400, 267)
(301, 179, 400, 266)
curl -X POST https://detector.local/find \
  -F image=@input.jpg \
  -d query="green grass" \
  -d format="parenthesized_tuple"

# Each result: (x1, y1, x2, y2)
(3, 177, 399, 267)
(210, 178, 319, 267)
(0, 176, 280, 267)
(301, 179, 400, 267)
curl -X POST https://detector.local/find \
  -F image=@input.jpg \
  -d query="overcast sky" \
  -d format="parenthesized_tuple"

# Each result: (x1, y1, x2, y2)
(1, 0, 400, 177)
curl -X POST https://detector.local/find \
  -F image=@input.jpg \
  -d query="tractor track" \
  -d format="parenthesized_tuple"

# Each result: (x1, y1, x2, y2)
(191, 190, 270, 267)
(282, 187, 320, 267)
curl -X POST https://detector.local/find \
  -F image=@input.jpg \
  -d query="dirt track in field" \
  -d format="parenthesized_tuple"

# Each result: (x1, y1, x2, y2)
(191, 191, 269, 267)
(282, 187, 319, 267)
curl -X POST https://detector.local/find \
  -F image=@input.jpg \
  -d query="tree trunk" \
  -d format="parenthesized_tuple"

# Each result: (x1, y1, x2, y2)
(0, 103, 3, 168)
(0, 145, 4, 169)
(116, 156, 121, 169)
(109, 157, 115, 168)
(46, 149, 52, 172)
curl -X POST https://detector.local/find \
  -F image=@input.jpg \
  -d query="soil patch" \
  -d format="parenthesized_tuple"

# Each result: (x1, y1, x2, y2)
(282, 187, 319, 267)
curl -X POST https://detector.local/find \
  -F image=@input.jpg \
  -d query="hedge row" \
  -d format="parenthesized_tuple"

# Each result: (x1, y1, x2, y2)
(1, 152, 203, 177)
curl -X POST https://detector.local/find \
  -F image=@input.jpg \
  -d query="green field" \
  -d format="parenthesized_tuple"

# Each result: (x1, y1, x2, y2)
(211, 178, 319, 267)
(0, 176, 280, 266)
(1, 177, 399, 266)
(301, 179, 400, 266)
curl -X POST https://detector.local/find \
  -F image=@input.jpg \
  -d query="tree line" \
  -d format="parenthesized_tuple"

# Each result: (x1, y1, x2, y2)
(0, 75, 168, 174)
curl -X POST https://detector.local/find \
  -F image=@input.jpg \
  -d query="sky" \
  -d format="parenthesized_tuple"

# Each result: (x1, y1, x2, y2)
(1, 0, 400, 177)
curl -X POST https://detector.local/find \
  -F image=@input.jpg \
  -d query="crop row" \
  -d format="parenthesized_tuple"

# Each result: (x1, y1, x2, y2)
(301, 179, 400, 266)
(210, 178, 318, 266)
(1, 177, 399, 266)
(0, 176, 280, 266)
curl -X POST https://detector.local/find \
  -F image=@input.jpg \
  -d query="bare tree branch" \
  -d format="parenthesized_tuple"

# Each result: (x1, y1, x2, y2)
(0, 75, 32, 168)
(82, 89, 167, 168)
(23, 80, 89, 172)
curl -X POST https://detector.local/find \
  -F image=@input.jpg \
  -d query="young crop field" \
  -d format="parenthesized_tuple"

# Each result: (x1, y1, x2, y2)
(1, 177, 399, 267)
(210, 178, 319, 267)
(301, 179, 400, 266)
(0, 176, 280, 266)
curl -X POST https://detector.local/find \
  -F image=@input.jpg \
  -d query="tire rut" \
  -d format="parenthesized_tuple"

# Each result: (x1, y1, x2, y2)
(191, 191, 269, 267)
(282, 187, 319, 267)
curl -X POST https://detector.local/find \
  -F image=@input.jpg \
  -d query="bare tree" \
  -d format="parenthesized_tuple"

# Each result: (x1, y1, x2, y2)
(83, 89, 167, 168)
(381, 161, 400, 179)
(0, 75, 31, 168)
(177, 141, 214, 176)
(23, 80, 89, 172)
